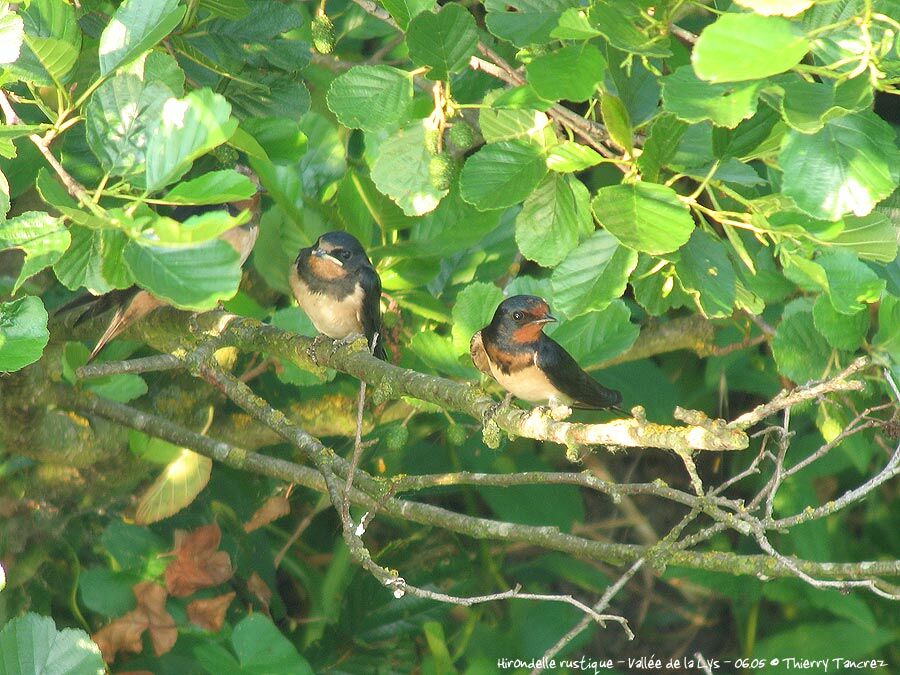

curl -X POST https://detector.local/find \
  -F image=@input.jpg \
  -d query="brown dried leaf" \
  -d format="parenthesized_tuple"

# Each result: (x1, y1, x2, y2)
(244, 496, 290, 533)
(247, 571, 272, 612)
(164, 523, 234, 597)
(92, 609, 148, 663)
(133, 581, 177, 656)
(187, 591, 236, 632)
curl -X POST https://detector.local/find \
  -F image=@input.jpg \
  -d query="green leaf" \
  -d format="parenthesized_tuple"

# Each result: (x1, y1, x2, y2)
(123, 239, 242, 310)
(53, 226, 125, 294)
(0, 5, 24, 64)
(874, 293, 900, 364)
(0, 169, 9, 220)
(9, 0, 81, 86)
(526, 43, 606, 102)
(546, 300, 638, 367)
(381, 0, 436, 30)
(693, 13, 810, 82)
(630, 256, 690, 316)
(86, 373, 148, 403)
(773, 308, 832, 382)
(735, 0, 813, 16)
(151, 209, 249, 245)
(161, 169, 256, 205)
(600, 94, 633, 153)
(479, 99, 554, 146)
(830, 212, 898, 263)
(637, 114, 687, 182)
(451, 282, 505, 355)
(484, 0, 577, 46)
(772, 75, 873, 134)
(230, 615, 314, 674)
(99, 0, 186, 75)
(135, 449, 213, 524)
(144, 89, 238, 192)
(460, 140, 548, 211)
(816, 249, 885, 314)
(406, 4, 478, 81)
(812, 295, 869, 351)
(546, 141, 604, 172)
(200, 0, 251, 20)
(241, 117, 307, 164)
(675, 230, 737, 318)
(588, 2, 671, 57)
(515, 174, 591, 267)
(551, 7, 601, 39)
(0, 613, 104, 675)
(779, 112, 899, 221)
(592, 183, 694, 255)
(0, 296, 49, 373)
(86, 74, 174, 178)
(423, 621, 455, 674)
(327, 66, 413, 131)
(661, 66, 763, 129)
(0, 211, 69, 293)
(79, 568, 139, 618)
(411, 187, 502, 256)
(225, 74, 310, 120)
(370, 121, 448, 216)
(410, 332, 473, 378)
(551, 230, 637, 318)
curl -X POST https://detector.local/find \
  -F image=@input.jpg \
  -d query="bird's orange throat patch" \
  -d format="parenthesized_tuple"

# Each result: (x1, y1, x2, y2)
(309, 253, 348, 280)
(512, 322, 546, 344)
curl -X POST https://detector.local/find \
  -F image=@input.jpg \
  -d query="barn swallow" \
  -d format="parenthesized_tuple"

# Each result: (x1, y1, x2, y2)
(470, 295, 622, 414)
(59, 168, 263, 360)
(290, 231, 387, 360)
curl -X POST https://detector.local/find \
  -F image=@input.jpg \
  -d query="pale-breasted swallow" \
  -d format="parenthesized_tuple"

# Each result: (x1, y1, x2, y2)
(289, 231, 386, 360)
(470, 295, 622, 412)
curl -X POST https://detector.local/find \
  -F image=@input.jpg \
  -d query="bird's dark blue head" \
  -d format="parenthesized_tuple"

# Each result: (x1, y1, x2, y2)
(310, 231, 371, 273)
(489, 295, 557, 343)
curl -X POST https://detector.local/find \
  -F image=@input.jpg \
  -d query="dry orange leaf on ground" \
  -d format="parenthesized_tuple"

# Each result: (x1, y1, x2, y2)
(187, 591, 236, 631)
(133, 581, 177, 656)
(247, 571, 273, 612)
(92, 609, 149, 663)
(164, 522, 234, 597)
(244, 495, 290, 532)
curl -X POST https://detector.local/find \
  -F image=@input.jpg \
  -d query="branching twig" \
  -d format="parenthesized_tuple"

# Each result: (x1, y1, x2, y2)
(729, 357, 870, 429)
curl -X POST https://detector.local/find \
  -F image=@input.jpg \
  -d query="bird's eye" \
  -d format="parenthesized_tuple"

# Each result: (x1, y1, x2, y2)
(340, 250, 352, 260)
(512, 311, 524, 321)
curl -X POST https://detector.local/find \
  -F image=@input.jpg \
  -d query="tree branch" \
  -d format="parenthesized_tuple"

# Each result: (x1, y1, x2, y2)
(54, 386, 900, 582)
(729, 357, 870, 429)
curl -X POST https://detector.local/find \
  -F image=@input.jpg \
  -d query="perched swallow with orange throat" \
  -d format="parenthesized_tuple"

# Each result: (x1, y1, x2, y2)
(290, 231, 386, 360)
(58, 167, 263, 360)
(470, 295, 623, 414)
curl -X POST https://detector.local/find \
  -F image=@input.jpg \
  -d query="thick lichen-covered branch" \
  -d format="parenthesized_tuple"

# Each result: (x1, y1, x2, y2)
(84, 309, 750, 454)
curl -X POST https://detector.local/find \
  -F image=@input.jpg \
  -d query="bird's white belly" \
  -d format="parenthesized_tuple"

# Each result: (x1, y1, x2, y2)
(290, 271, 363, 339)
(489, 361, 564, 404)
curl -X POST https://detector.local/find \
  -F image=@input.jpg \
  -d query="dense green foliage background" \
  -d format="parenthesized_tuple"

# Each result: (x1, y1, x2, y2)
(0, 0, 898, 672)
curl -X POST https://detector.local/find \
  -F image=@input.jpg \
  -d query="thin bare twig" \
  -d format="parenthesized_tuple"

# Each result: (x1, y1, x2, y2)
(730, 357, 870, 429)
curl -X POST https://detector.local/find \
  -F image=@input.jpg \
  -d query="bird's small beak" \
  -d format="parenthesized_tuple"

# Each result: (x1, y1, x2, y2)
(532, 314, 556, 325)
(314, 248, 344, 267)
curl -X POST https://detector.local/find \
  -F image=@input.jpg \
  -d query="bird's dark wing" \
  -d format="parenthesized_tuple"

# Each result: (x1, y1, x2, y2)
(537, 336, 622, 409)
(469, 330, 492, 376)
(56, 288, 142, 327)
(358, 265, 386, 360)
